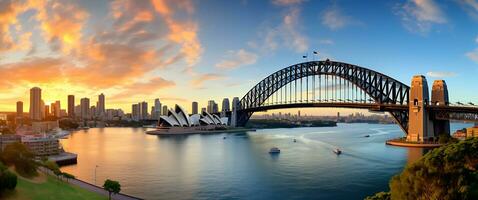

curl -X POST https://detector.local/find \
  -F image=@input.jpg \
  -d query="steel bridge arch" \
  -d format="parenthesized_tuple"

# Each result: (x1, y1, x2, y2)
(237, 60, 411, 134)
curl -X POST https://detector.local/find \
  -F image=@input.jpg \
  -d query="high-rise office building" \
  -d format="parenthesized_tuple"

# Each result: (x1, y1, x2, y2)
(154, 98, 161, 117)
(29, 87, 42, 120)
(222, 98, 230, 112)
(213, 102, 219, 113)
(192, 102, 198, 114)
(140, 101, 148, 120)
(68, 95, 75, 117)
(90, 106, 97, 118)
(132, 104, 140, 121)
(16, 101, 23, 118)
(54, 100, 61, 117)
(45, 105, 50, 117)
(40, 100, 45, 119)
(232, 97, 240, 111)
(207, 100, 215, 113)
(162, 105, 168, 116)
(98, 93, 105, 117)
(80, 98, 90, 120)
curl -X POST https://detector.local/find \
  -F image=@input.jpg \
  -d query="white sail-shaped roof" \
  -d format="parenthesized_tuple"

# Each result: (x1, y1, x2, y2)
(175, 105, 191, 126)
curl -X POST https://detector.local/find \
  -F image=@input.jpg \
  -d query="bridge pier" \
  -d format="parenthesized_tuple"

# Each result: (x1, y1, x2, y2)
(431, 80, 450, 136)
(407, 75, 434, 142)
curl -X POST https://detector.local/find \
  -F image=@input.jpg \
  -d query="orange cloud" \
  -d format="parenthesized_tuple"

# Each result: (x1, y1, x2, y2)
(35, 0, 89, 53)
(112, 77, 176, 100)
(190, 73, 225, 89)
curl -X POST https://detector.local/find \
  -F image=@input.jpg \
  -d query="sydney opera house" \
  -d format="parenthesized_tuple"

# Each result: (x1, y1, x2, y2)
(146, 105, 229, 135)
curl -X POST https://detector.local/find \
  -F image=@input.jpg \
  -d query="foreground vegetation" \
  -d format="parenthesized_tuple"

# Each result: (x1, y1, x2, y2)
(0, 142, 107, 199)
(4, 173, 106, 200)
(366, 138, 478, 200)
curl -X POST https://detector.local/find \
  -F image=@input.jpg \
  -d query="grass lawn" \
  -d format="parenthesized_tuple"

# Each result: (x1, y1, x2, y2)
(4, 174, 107, 200)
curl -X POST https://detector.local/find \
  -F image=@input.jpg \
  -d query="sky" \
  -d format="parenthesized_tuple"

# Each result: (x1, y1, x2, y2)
(0, 0, 478, 115)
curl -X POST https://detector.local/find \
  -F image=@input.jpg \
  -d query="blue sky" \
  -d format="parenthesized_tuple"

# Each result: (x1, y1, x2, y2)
(0, 0, 477, 114)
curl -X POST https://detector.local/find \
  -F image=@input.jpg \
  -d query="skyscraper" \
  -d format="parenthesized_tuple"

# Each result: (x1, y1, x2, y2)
(16, 101, 23, 118)
(45, 105, 50, 117)
(154, 98, 161, 118)
(213, 102, 219, 113)
(162, 105, 168, 116)
(222, 98, 230, 112)
(98, 93, 105, 117)
(207, 100, 215, 113)
(140, 101, 148, 120)
(132, 104, 140, 121)
(192, 102, 198, 114)
(29, 87, 42, 120)
(54, 100, 61, 117)
(68, 95, 75, 117)
(50, 102, 56, 117)
(80, 98, 90, 120)
(232, 97, 240, 111)
(40, 100, 45, 119)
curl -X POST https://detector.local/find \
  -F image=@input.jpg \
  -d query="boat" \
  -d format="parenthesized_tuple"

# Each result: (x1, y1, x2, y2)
(269, 147, 280, 154)
(364, 135, 370, 137)
(223, 136, 226, 139)
(293, 139, 297, 142)
(333, 148, 342, 155)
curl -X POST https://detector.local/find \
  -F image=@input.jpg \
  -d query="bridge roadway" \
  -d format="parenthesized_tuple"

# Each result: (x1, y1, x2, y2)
(239, 102, 408, 113)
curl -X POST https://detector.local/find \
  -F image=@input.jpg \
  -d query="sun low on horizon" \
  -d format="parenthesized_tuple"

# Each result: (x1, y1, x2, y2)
(1, 0, 478, 115)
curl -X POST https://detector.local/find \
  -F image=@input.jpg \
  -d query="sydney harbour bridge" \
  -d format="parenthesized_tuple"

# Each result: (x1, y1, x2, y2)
(224, 60, 478, 143)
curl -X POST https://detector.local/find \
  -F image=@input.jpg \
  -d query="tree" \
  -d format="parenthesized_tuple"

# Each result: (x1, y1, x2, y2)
(0, 162, 17, 193)
(367, 138, 478, 200)
(103, 179, 121, 200)
(364, 192, 390, 200)
(1, 142, 37, 177)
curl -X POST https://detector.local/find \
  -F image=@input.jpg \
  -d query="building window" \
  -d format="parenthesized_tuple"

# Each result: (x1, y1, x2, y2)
(414, 99, 418, 106)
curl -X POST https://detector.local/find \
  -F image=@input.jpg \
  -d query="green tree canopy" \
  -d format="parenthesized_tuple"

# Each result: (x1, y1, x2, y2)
(1, 142, 37, 177)
(0, 161, 17, 193)
(103, 179, 121, 200)
(367, 138, 478, 200)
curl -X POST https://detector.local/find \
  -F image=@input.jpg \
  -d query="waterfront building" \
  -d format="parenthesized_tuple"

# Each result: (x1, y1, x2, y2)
(29, 87, 42, 120)
(21, 135, 60, 156)
(80, 98, 90, 120)
(74, 105, 81, 117)
(192, 102, 198, 115)
(68, 95, 75, 117)
(151, 104, 229, 134)
(0, 135, 21, 151)
(32, 121, 59, 134)
(222, 98, 230, 112)
(16, 101, 23, 117)
(98, 93, 105, 117)
(162, 105, 168, 116)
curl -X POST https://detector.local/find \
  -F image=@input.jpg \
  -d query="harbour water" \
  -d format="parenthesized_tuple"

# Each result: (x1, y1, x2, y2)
(60, 123, 471, 200)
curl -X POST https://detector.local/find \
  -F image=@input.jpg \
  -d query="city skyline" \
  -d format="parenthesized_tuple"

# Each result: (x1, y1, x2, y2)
(1, 0, 478, 115)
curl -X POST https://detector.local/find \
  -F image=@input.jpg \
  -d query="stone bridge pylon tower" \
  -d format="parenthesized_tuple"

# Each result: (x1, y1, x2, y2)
(407, 76, 450, 142)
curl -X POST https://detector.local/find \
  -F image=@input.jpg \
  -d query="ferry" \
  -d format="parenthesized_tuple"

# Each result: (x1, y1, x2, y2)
(269, 147, 281, 154)
(333, 148, 342, 155)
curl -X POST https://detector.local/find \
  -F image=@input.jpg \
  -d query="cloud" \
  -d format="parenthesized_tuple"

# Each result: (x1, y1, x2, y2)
(321, 5, 351, 30)
(466, 48, 478, 64)
(318, 39, 334, 45)
(0, 0, 34, 53)
(190, 73, 225, 88)
(262, 7, 308, 52)
(272, 0, 305, 6)
(426, 71, 457, 78)
(112, 77, 175, 99)
(460, 0, 478, 19)
(216, 49, 258, 69)
(395, 0, 447, 34)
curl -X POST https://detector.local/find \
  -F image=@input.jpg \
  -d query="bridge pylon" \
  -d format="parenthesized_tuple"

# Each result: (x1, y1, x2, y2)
(407, 75, 434, 142)
(431, 80, 450, 136)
